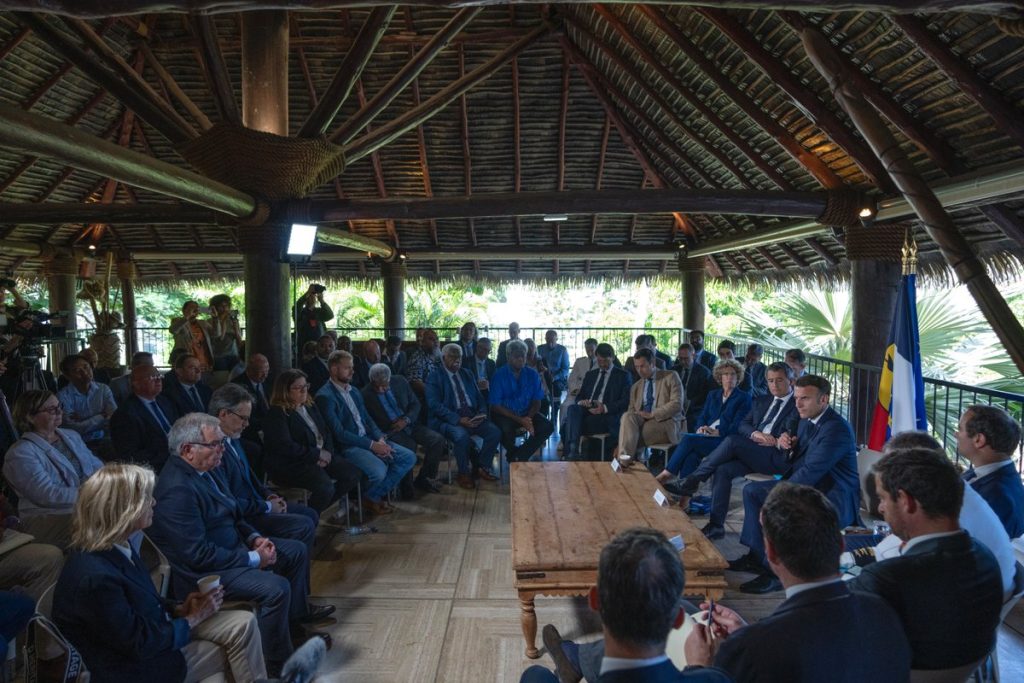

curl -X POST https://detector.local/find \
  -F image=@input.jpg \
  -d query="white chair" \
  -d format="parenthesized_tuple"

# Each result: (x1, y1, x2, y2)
(139, 532, 172, 598)
(579, 433, 612, 461)
(974, 562, 1024, 682)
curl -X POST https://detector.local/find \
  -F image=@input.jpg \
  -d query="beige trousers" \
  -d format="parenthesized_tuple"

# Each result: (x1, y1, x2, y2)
(0, 541, 64, 601)
(617, 414, 680, 456)
(184, 609, 266, 683)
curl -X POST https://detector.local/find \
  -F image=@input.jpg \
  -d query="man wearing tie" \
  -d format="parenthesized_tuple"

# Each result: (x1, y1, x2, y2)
(673, 362, 798, 540)
(957, 404, 1024, 538)
(162, 354, 213, 416)
(562, 343, 631, 461)
(727, 375, 859, 594)
(673, 343, 715, 433)
(616, 349, 683, 459)
(231, 353, 271, 448)
(469, 337, 496, 387)
(110, 365, 182, 471)
(458, 322, 477, 360)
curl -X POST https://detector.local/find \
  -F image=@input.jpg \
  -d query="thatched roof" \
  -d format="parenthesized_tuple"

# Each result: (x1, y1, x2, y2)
(1, 2, 1023, 284)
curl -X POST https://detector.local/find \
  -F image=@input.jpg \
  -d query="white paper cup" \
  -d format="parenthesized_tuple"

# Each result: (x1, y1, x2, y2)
(197, 575, 221, 594)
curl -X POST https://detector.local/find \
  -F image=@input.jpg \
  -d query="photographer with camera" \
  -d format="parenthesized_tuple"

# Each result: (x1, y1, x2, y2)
(209, 294, 243, 371)
(294, 283, 334, 354)
(0, 277, 27, 331)
(0, 308, 59, 403)
(169, 300, 214, 371)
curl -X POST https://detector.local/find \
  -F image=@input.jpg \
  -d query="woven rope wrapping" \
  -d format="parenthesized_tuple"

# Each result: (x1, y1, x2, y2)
(817, 190, 861, 227)
(677, 256, 706, 273)
(995, 17, 1024, 38)
(44, 253, 79, 276)
(845, 224, 910, 261)
(237, 223, 288, 255)
(116, 260, 138, 280)
(179, 123, 346, 200)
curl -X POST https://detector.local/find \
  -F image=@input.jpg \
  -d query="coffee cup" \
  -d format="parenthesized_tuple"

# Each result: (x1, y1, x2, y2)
(617, 453, 633, 468)
(197, 575, 221, 594)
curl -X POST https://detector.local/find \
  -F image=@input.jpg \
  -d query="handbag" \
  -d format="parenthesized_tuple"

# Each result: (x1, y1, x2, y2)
(24, 614, 90, 683)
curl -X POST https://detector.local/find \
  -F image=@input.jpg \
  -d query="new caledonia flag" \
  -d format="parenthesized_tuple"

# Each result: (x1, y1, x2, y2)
(868, 266, 928, 449)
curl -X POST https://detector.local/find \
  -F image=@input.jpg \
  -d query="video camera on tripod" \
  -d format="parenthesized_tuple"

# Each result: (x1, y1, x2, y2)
(3, 308, 71, 363)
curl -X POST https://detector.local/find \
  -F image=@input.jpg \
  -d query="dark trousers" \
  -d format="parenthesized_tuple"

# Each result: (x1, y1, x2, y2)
(493, 413, 553, 462)
(563, 404, 618, 460)
(0, 591, 34, 661)
(692, 435, 789, 527)
(739, 479, 778, 568)
(666, 434, 723, 477)
(249, 506, 318, 554)
(267, 456, 365, 513)
(389, 424, 447, 481)
(219, 536, 309, 665)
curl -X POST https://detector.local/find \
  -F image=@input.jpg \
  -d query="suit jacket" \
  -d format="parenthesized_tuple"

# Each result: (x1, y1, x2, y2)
(53, 548, 189, 683)
(739, 361, 768, 398)
(2, 430, 103, 518)
(714, 580, 910, 682)
(109, 394, 181, 472)
(737, 394, 797, 440)
(425, 366, 487, 430)
(784, 406, 860, 526)
(626, 370, 683, 432)
(623, 356, 667, 381)
(148, 454, 259, 597)
(108, 373, 133, 406)
(467, 356, 496, 382)
(219, 438, 273, 519)
(383, 350, 406, 377)
(851, 531, 1003, 670)
(361, 375, 421, 434)
(352, 356, 371, 389)
(695, 349, 717, 371)
(301, 356, 331, 394)
(674, 362, 715, 425)
(496, 338, 516, 368)
(314, 381, 383, 451)
(575, 366, 631, 420)
(969, 463, 1024, 539)
(695, 389, 752, 437)
(160, 374, 212, 416)
(597, 660, 731, 683)
(262, 404, 335, 473)
(231, 373, 272, 439)
(567, 355, 597, 400)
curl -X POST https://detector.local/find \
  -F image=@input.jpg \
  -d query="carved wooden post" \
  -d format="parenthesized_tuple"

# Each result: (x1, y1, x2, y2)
(117, 259, 138, 363)
(43, 250, 79, 372)
(381, 260, 407, 339)
(679, 257, 706, 332)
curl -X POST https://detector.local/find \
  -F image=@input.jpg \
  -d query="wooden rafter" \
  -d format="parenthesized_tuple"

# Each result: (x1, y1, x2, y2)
(138, 41, 213, 131)
(458, 42, 479, 276)
(190, 13, 240, 125)
(355, 80, 399, 248)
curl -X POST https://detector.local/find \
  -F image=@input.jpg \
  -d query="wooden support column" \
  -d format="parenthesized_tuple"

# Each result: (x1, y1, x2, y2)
(44, 250, 79, 371)
(850, 258, 901, 444)
(118, 259, 138, 364)
(802, 27, 1024, 374)
(382, 260, 407, 338)
(241, 10, 290, 377)
(679, 257, 706, 332)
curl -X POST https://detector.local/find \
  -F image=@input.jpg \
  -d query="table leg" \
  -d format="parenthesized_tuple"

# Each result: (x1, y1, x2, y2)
(519, 592, 540, 659)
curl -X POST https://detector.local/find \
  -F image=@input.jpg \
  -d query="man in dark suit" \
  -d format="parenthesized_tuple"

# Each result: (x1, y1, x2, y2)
(850, 447, 1003, 670)
(562, 343, 631, 461)
(740, 343, 768, 398)
(148, 413, 333, 671)
(383, 335, 407, 377)
(468, 337, 496, 384)
(426, 343, 502, 489)
(673, 343, 715, 433)
(496, 321, 521, 369)
(689, 330, 717, 371)
(211, 383, 319, 553)
(686, 483, 911, 682)
(161, 354, 213, 416)
(956, 404, 1024, 538)
(521, 528, 731, 683)
(352, 339, 381, 390)
(231, 353, 271, 445)
(109, 365, 182, 471)
(300, 334, 335, 395)
(729, 375, 860, 593)
(672, 362, 797, 539)
(362, 363, 447, 494)
(457, 322, 477, 360)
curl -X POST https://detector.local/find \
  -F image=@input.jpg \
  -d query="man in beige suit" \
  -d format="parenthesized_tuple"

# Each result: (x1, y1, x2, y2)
(616, 348, 684, 458)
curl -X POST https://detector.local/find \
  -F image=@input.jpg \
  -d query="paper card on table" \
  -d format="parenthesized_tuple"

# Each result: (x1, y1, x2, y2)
(669, 534, 685, 551)
(611, 458, 621, 472)
(653, 489, 667, 506)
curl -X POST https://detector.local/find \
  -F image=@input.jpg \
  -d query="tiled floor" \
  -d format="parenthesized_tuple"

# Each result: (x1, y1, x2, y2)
(305, 436, 1024, 681)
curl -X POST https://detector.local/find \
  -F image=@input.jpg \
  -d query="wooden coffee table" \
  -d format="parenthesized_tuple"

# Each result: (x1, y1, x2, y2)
(510, 460, 728, 658)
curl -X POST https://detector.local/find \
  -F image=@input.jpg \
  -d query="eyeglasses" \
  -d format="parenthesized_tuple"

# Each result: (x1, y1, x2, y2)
(228, 409, 251, 423)
(34, 405, 62, 415)
(188, 439, 226, 451)
(291, 384, 310, 392)
(145, 375, 163, 382)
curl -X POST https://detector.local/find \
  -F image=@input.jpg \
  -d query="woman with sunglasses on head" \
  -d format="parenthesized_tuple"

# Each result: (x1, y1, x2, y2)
(3, 389, 103, 548)
(262, 369, 364, 514)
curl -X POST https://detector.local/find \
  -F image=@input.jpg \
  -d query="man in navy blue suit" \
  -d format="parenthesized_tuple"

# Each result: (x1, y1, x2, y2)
(161, 354, 213, 416)
(728, 374, 859, 593)
(685, 483, 911, 682)
(563, 343, 631, 461)
(689, 330, 717, 371)
(673, 362, 797, 540)
(956, 404, 1024, 538)
(109, 364, 182, 471)
(148, 413, 333, 671)
(301, 334, 335, 395)
(521, 528, 732, 683)
(674, 343, 715, 433)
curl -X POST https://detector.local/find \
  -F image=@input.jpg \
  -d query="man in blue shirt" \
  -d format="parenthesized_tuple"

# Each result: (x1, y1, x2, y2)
(538, 330, 570, 426)
(57, 353, 116, 456)
(490, 340, 554, 463)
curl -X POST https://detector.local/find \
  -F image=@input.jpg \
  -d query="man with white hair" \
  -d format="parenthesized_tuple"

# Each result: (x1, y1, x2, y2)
(490, 339, 554, 462)
(496, 322, 521, 368)
(148, 413, 333, 673)
(363, 363, 448, 494)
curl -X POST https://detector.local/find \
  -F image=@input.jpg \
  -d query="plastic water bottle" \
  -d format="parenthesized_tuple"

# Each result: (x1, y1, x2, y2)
(345, 525, 377, 536)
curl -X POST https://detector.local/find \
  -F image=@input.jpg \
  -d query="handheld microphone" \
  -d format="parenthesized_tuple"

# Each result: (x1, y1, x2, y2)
(784, 416, 801, 460)
(280, 635, 327, 683)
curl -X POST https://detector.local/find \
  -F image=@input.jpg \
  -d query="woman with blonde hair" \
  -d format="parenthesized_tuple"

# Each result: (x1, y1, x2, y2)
(3, 389, 103, 548)
(262, 369, 363, 513)
(51, 463, 266, 682)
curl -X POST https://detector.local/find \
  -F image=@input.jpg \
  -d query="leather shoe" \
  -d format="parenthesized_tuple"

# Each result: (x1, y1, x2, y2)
(291, 629, 332, 651)
(727, 552, 764, 573)
(476, 467, 499, 481)
(541, 624, 582, 683)
(414, 477, 443, 494)
(701, 523, 725, 540)
(739, 573, 783, 594)
(362, 498, 393, 516)
(456, 474, 476, 490)
(298, 604, 336, 624)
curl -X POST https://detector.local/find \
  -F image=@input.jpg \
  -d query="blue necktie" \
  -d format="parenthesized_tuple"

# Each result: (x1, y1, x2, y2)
(643, 379, 654, 412)
(148, 401, 171, 433)
(758, 398, 784, 431)
(963, 469, 977, 482)
(188, 386, 204, 412)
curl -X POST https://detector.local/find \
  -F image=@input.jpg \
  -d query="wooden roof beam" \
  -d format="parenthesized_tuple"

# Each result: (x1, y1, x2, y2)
(355, 81, 400, 248)
(190, 13, 240, 125)
(138, 41, 213, 131)
(458, 43, 479, 276)
(513, 52, 521, 247)
(590, 114, 611, 245)
(343, 22, 551, 164)
(639, 6, 842, 190)
(331, 7, 480, 143)
(698, 7, 894, 192)
(298, 5, 395, 138)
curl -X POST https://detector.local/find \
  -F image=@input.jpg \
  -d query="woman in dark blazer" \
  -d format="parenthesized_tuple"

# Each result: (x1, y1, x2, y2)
(262, 369, 364, 513)
(657, 359, 752, 482)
